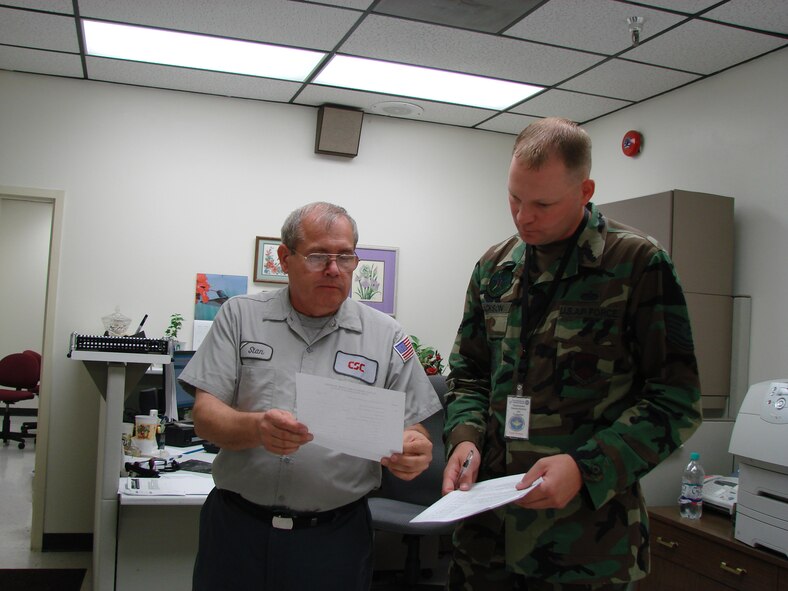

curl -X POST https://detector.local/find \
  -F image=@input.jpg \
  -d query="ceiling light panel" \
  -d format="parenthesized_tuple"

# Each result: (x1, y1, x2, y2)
(83, 20, 326, 81)
(314, 55, 542, 110)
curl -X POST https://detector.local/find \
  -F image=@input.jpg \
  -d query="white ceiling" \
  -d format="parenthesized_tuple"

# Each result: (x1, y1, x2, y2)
(1, 0, 786, 134)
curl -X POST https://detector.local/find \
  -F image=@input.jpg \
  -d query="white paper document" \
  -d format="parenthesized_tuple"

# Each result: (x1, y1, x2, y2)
(120, 475, 215, 496)
(295, 372, 405, 462)
(411, 475, 544, 523)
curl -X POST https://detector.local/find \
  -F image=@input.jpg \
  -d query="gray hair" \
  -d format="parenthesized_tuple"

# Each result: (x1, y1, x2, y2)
(280, 202, 359, 250)
(512, 117, 592, 180)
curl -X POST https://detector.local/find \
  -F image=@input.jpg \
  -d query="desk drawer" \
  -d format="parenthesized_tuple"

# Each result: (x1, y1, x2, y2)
(651, 519, 781, 591)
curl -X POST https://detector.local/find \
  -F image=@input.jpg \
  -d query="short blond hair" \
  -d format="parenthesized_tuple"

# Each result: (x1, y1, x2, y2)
(513, 117, 592, 179)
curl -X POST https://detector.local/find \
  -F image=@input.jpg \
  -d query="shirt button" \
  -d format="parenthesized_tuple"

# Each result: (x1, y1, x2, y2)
(306, 346, 313, 353)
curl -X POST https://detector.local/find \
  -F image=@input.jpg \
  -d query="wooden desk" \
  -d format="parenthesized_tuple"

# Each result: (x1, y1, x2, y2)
(639, 506, 787, 591)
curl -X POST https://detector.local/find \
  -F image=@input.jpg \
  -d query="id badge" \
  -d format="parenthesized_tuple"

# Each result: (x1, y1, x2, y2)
(505, 395, 531, 440)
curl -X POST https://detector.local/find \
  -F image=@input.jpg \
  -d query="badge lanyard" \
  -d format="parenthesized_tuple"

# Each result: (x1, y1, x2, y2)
(507, 209, 589, 440)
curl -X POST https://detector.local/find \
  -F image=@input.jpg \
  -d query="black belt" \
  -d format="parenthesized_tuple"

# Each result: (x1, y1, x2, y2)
(220, 489, 365, 530)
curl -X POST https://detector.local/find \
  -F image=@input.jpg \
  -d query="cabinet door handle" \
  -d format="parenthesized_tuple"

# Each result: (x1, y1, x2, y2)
(656, 536, 678, 549)
(720, 562, 747, 576)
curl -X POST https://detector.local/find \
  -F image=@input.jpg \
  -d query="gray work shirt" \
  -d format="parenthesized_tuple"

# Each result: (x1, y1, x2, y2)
(179, 288, 442, 512)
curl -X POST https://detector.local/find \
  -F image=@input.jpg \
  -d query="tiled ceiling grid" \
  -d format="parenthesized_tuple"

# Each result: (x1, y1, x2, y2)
(0, 0, 786, 133)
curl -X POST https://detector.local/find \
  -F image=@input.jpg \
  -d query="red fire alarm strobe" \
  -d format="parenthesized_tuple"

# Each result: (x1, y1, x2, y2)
(622, 130, 643, 157)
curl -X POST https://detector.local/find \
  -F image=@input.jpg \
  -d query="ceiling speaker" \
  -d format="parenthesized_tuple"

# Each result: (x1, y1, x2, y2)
(315, 105, 363, 158)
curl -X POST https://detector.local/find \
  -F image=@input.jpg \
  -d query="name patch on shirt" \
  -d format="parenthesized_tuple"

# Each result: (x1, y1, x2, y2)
(482, 302, 512, 315)
(334, 351, 378, 384)
(240, 341, 273, 361)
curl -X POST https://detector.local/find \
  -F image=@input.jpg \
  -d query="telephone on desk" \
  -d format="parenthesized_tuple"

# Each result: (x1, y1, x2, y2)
(702, 475, 738, 515)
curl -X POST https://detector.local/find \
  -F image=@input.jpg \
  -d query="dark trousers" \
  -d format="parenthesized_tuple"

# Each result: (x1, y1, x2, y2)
(193, 488, 373, 591)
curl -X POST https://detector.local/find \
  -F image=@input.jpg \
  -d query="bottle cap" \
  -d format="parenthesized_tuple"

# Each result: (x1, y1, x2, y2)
(690, 452, 699, 461)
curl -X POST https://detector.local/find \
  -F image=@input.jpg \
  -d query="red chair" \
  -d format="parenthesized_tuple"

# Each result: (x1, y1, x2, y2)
(0, 352, 40, 449)
(20, 350, 41, 437)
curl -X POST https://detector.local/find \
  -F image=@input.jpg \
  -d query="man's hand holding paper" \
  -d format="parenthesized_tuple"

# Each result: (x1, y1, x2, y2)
(381, 425, 432, 480)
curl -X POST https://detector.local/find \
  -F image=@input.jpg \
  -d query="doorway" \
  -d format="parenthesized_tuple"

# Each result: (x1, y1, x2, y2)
(0, 185, 64, 550)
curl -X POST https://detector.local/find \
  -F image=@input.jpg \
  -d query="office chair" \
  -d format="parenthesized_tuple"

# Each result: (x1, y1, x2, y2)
(0, 352, 40, 449)
(369, 375, 455, 588)
(20, 350, 41, 437)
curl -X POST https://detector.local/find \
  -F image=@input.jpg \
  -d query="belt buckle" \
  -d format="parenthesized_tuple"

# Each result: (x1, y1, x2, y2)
(272, 515, 294, 530)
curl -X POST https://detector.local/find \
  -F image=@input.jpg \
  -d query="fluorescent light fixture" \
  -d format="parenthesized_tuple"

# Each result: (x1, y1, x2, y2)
(314, 55, 542, 110)
(83, 20, 325, 82)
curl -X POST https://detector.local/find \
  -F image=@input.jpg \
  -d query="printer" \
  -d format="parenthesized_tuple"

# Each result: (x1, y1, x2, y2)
(728, 380, 788, 557)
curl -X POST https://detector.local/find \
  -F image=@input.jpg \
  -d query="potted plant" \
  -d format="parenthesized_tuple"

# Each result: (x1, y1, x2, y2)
(165, 313, 185, 350)
(410, 335, 445, 375)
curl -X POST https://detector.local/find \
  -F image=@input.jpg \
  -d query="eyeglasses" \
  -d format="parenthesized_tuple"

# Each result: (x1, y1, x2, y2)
(292, 251, 359, 272)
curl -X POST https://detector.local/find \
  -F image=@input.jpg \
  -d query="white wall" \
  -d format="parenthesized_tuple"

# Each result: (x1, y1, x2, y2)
(586, 47, 788, 388)
(0, 70, 515, 534)
(0, 198, 50, 361)
(584, 47, 788, 504)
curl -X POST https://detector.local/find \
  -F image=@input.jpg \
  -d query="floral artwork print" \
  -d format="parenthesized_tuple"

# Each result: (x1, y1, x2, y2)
(350, 246, 397, 315)
(354, 262, 383, 301)
(254, 237, 288, 283)
(262, 244, 283, 276)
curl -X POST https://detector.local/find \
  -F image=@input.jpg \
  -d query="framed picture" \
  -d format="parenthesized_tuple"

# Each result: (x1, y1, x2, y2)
(351, 245, 398, 316)
(254, 237, 288, 283)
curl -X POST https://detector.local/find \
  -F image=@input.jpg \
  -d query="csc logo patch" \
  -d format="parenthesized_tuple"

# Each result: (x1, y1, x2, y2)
(334, 351, 378, 384)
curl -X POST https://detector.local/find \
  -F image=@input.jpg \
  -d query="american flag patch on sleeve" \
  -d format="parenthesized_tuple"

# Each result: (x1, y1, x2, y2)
(393, 336, 415, 363)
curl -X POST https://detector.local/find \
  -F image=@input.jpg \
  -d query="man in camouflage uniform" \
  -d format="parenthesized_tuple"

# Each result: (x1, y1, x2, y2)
(441, 117, 702, 590)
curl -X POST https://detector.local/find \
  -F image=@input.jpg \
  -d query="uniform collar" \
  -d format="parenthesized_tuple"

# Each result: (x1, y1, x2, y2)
(274, 287, 363, 333)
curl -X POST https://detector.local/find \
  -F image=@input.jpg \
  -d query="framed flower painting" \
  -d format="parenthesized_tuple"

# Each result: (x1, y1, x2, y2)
(254, 236, 288, 283)
(351, 245, 398, 316)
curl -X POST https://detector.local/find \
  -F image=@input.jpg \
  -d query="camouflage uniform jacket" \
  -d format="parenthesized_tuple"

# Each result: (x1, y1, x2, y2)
(444, 203, 702, 584)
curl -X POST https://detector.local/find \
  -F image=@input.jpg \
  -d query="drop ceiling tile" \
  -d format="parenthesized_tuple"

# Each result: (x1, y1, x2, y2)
(339, 14, 604, 86)
(373, 0, 540, 33)
(0, 6, 79, 52)
(1, 0, 73, 13)
(504, 0, 686, 55)
(302, 0, 373, 9)
(631, 0, 720, 13)
(86, 57, 303, 102)
(78, 0, 360, 50)
(704, 0, 788, 35)
(296, 85, 497, 128)
(559, 58, 700, 101)
(0, 46, 83, 77)
(623, 18, 786, 74)
(476, 112, 540, 135)
(511, 89, 632, 123)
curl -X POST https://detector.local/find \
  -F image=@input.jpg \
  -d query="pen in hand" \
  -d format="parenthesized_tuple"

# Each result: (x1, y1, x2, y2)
(457, 449, 474, 484)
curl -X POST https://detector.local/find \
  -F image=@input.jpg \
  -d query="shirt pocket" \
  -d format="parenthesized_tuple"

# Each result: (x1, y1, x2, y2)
(482, 302, 513, 340)
(553, 315, 618, 399)
(236, 364, 292, 413)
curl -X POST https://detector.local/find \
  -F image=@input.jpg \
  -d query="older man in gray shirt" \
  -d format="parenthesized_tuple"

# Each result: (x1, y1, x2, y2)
(180, 201, 441, 591)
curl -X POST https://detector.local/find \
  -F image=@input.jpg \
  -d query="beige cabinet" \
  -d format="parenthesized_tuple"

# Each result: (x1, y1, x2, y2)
(601, 190, 734, 415)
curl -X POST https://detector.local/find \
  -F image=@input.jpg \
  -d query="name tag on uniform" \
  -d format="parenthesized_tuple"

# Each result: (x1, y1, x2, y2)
(240, 341, 273, 361)
(505, 396, 531, 440)
(334, 352, 378, 385)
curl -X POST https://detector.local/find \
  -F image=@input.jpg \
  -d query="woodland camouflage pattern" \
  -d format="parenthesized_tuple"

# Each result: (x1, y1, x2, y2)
(445, 203, 701, 586)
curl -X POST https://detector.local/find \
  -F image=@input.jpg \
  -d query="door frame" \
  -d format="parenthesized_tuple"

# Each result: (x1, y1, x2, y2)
(1, 185, 65, 550)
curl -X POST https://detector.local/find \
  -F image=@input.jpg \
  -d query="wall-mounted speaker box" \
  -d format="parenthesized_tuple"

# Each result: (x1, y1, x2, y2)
(315, 105, 363, 158)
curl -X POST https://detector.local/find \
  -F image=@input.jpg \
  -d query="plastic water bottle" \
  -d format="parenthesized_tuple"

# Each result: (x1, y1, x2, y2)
(679, 452, 705, 519)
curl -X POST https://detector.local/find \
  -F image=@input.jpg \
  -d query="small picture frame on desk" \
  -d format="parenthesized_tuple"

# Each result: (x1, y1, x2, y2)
(254, 237, 288, 283)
